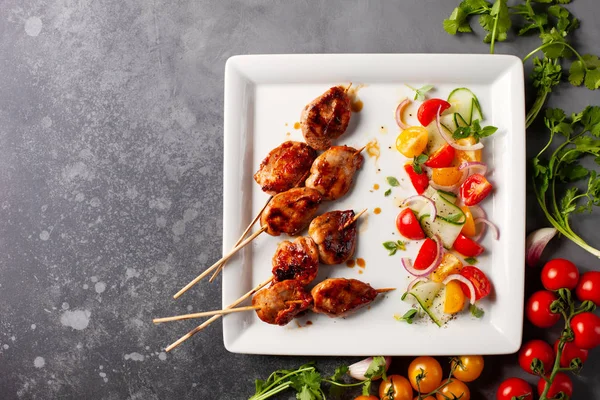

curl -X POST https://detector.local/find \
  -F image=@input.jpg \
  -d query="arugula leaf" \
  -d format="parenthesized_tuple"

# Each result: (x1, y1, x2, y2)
(395, 309, 418, 324)
(383, 240, 406, 256)
(387, 176, 400, 187)
(470, 304, 485, 318)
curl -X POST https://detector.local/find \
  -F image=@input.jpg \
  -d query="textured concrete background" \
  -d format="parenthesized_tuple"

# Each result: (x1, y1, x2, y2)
(0, 0, 599, 399)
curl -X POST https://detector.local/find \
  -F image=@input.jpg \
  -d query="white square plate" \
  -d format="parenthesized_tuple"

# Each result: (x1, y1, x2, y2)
(222, 54, 525, 356)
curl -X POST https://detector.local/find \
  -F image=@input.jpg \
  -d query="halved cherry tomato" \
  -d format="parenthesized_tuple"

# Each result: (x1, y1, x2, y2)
(519, 339, 554, 375)
(537, 373, 573, 398)
(430, 253, 463, 283)
(453, 234, 484, 257)
(404, 164, 429, 194)
(554, 339, 588, 368)
(444, 280, 466, 314)
(460, 266, 491, 300)
(396, 126, 429, 158)
(496, 378, 533, 400)
(431, 166, 463, 187)
(396, 208, 426, 240)
(414, 238, 438, 270)
(460, 174, 492, 206)
(378, 375, 413, 400)
(425, 144, 455, 168)
(451, 356, 484, 382)
(460, 206, 476, 237)
(454, 137, 482, 164)
(417, 98, 451, 126)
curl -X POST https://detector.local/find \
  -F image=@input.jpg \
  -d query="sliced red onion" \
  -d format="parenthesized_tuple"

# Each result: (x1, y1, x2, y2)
(473, 218, 499, 241)
(401, 195, 436, 222)
(401, 235, 443, 277)
(469, 205, 487, 220)
(436, 108, 484, 151)
(459, 161, 488, 176)
(348, 356, 392, 380)
(443, 274, 476, 305)
(407, 277, 430, 292)
(525, 227, 558, 267)
(395, 98, 411, 130)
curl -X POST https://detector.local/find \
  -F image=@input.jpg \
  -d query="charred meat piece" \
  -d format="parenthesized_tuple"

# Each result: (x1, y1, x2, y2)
(305, 146, 364, 201)
(272, 237, 319, 286)
(260, 187, 322, 236)
(252, 280, 313, 326)
(254, 141, 317, 196)
(301, 86, 352, 150)
(311, 278, 378, 318)
(308, 210, 357, 265)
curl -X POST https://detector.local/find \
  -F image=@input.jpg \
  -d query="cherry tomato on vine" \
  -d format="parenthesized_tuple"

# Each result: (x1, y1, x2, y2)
(554, 339, 589, 368)
(414, 397, 436, 400)
(537, 372, 573, 398)
(354, 396, 378, 400)
(496, 378, 533, 400)
(570, 312, 600, 349)
(575, 271, 600, 305)
(414, 238, 438, 270)
(453, 234, 484, 257)
(525, 290, 561, 328)
(404, 164, 429, 194)
(424, 144, 455, 168)
(460, 174, 492, 206)
(436, 379, 470, 400)
(396, 208, 426, 240)
(459, 266, 491, 300)
(408, 357, 442, 393)
(451, 356, 484, 382)
(378, 375, 413, 400)
(518, 340, 554, 375)
(541, 258, 579, 291)
(417, 98, 451, 126)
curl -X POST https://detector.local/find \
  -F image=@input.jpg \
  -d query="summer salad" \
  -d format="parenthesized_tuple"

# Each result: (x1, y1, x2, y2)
(393, 88, 499, 326)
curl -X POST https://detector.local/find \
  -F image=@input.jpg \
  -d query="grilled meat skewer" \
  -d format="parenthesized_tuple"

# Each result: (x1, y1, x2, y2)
(311, 278, 383, 318)
(305, 146, 364, 201)
(252, 280, 313, 326)
(272, 237, 320, 286)
(260, 187, 322, 236)
(308, 210, 357, 265)
(301, 86, 352, 150)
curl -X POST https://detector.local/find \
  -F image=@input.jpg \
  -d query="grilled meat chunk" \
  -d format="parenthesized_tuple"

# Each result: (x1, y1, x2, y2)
(305, 146, 364, 201)
(311, 278, 377, 318)
(254, 141, 317, 196)
(252, 280, 313, 325)
(308, 210, 357, 265)
(301, 86, 352, 150)
(260, 187, 322, 236)
(272, 237, 319, 286)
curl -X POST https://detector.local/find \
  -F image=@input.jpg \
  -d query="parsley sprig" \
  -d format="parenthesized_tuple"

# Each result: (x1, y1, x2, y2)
(532, 106, 600, 258)
(452, 119, 498, 143)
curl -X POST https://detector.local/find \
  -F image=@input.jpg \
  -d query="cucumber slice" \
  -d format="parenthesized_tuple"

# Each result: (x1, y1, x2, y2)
(447, 88, 483, 124)
(416, 190, 465, 248)
(430, 191, 466, 225)
(402, 281, 444, 327)
(421, 216, 463, 249)
(429, 287, 452, 325)
(425, 113, 455, 154)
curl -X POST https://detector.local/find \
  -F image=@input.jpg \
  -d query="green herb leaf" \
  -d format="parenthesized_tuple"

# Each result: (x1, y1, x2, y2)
(364, 356, 388, 381)
(382, 240, 406, 256)
(329, 365, 349, 382)
(464, 257, 479, 265)
(470, 304, 485, 318)
(384, 188, 392, 197)
(395, 309, 418, 324)
(387, 176, 400, 187)
(412, 154, 429, 174)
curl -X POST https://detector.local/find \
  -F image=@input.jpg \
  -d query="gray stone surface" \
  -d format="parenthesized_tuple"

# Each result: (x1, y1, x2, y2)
(0, 0, 599, 399)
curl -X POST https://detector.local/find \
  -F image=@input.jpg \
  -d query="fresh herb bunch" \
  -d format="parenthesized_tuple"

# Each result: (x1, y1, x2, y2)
(532, 106, 600, 258)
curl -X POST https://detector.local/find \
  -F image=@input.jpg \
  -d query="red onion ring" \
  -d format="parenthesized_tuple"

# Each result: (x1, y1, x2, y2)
(473, 217, 500, 241)
(443, 274, 477, 305)
(459, 161, 488, 176)
(436, 107, 484, 151)
(469, 205, 487, 220)
(407, 277, 430, 292)
(395, 98, 411, 130)
(401, 235, 443, 277)
(401, 195, 437, 222)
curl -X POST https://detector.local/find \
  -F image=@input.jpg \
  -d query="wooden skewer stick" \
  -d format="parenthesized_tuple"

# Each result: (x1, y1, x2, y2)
(376, 288, 396, 294)
(165, 276, 273, 352)
(345, 82, 353, 93)
(173, 225, 268, 299)
(208, 196, 272, 283)
(342, 208, 368, 230)
(354, 145, 366, 156)
(153, 300, 306, 324)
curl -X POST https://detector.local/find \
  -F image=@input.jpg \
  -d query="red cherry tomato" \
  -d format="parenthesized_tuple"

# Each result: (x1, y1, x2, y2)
(570, 312, 600, 349)
(575, 271, 600, 305)
(459, 266, 491, 300)
(496, 378, 533, 400)
(417, 98, 451, 126)
(460, 174, 492, 206)
(414, 238, 438, 270)
(453, 234, 484, 257)
(425, 144, 455, 168)
(525, 290, 561, 328)
(404, 164, 429, 194)
(537, 373, 573, 398)
(518, 340, 554, 375)
(396, 208, 426, 240)
(541, 258, 579, 291)
(554, 339, 588, 368)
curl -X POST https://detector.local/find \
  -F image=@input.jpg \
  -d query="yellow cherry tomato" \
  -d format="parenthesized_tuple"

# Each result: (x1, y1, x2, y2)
(396, 126, 429, 158)
(444, 280, 466, 314)
(430, 253, 463, 283)
(451, 356, 484, 382)
(379, 375, 413, 400)
(414, 397, 436, 400)
(436, 379, 470, 400)
(408, 357, 443, 393)
(460, 206, 477, 237)
(455, 137, 482, 164)
(431, 166, 463, 186)
(354, 396, 378, 400)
